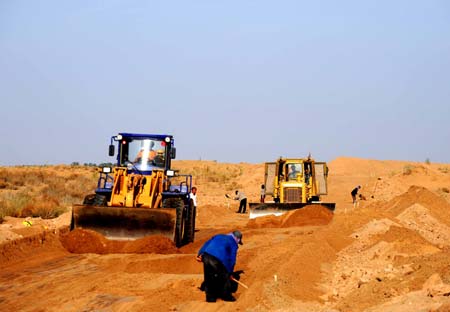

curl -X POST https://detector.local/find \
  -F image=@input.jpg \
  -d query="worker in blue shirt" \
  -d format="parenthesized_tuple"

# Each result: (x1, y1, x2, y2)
(196, 230, 243, 302)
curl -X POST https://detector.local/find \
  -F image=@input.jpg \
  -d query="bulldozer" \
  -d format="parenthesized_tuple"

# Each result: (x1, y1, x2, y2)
(71, 133, 196, 247)
(249, 156, 335, 218)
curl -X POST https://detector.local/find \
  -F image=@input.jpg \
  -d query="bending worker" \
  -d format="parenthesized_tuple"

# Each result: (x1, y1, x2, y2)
(196, 230, 243, 302)
(351, 185, 361, 206)
(234, 190, 247, 214)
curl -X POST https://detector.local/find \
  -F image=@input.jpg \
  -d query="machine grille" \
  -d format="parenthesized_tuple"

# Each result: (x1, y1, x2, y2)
(284, 187, 301, 203)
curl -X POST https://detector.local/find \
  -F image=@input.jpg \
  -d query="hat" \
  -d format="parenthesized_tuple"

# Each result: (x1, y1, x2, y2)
(232, 230, 243, 245)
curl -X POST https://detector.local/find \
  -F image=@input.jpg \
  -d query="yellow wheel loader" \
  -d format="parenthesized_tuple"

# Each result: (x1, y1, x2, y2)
(249, 156, 335, 218)
(71, 133, 196, 247)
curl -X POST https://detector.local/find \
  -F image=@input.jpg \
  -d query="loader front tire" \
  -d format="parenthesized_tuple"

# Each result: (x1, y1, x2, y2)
(163, 198, 185, 248)
(182, 199, 196, 245)
(83, 194, 107, 206)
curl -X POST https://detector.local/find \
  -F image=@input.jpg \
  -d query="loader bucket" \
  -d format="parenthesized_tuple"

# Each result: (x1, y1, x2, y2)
(72, 205, 177, 241)
(249, 202, 336, 219)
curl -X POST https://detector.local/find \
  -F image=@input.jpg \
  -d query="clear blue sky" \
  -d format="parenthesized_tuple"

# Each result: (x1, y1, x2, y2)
(1, 1, 449, 166)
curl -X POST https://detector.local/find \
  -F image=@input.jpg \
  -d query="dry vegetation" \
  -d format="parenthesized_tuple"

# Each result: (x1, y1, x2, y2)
(0, 161, 256, 222)
(0, 165, 98, 222)
(177, 161, 244, 190)
(171, 160, 264, 206)
(2, 158, 448, 223)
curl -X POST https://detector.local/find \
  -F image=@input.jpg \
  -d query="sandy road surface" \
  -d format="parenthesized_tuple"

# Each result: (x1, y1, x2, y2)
(1, 158, 450, 311)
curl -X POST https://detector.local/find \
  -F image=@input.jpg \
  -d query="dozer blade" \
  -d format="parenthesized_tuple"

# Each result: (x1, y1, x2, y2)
(72, 205, 177, 241)
(249, 202, 336, 219)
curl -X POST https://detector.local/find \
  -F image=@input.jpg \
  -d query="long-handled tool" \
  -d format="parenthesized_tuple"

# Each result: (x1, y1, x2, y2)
(230, 276, 248, 289)
(225, 194, 231, 209)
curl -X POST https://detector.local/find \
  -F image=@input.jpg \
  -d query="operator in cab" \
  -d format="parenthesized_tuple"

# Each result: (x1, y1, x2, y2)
(287, 164, 301, 180)
(134, 141, 156, 163)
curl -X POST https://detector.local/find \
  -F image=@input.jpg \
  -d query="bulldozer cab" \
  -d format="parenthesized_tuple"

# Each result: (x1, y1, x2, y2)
(286, 163, 302, 181)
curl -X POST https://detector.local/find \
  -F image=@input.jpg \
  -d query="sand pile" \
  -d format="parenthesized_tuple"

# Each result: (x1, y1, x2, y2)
(246, 214, 281, 229)
(321, 186, 450, 310)
(61, 229, 111, 253)
(247, 205, 333, 229)
(122, 235, 179, 254)
(281, 205, 334, 227)
(0, 230, 68, 266)
(60, 229, 178, 254)
(379, 186, 450, 224)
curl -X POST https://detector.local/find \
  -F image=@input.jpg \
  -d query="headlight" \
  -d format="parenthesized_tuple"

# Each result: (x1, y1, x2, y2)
(102, 167, 112, 173)
(166, 170, 175, 177)
(165, 136, 171, 143)
(116, 134, 122, 140)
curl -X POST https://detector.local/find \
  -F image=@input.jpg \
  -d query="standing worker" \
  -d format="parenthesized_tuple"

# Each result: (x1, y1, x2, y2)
(234, 190, 247, 214)
(260, 184, 265, 203)
(196, 230, 244, 302)
(190, 186, 198, 217)
(351, 185, 361, 207)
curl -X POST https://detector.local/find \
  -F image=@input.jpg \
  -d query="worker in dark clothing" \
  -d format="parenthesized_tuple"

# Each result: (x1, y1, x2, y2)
(196, 230, 243, 302)
(304, 167, 311, 184)
(351, 185, 361, 205)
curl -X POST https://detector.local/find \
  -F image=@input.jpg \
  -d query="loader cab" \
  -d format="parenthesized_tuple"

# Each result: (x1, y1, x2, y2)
(109, 133, 176, 174)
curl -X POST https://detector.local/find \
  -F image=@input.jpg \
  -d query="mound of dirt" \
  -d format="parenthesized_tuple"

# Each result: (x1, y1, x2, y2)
(373, 225, 441, 256)
(60, 229, 178, 254)
(247, 214, 282, 229)
(0, 230, 68, 266)
(61, 229, 112, 254)
(281, 205, 334, 228)
(247, 205, 333, 229)
(379, 186, 450, 225)
(121, 235, 179, 254)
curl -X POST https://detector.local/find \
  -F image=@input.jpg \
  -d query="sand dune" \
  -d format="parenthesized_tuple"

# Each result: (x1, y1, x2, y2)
(1, 157, 450, 311)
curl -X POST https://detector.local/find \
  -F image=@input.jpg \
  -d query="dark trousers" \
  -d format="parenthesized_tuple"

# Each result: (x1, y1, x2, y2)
(202, 253, 233, 302)
(238, 198, 247, 213)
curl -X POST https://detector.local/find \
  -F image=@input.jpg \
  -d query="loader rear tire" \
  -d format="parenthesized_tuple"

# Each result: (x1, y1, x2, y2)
(163, 198, 185, 248)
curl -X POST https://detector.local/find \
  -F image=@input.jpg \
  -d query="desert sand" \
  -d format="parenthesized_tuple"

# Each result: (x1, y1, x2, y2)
(1, 157, 450, 311)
